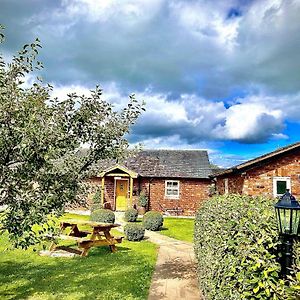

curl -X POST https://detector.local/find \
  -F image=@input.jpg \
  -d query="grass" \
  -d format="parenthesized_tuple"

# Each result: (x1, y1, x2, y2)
(0, 213, 158, 300)
(159, 217, 195, 243)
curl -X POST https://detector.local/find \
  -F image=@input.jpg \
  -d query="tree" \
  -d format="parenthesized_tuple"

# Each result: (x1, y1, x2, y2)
(0, 27, 145, 248)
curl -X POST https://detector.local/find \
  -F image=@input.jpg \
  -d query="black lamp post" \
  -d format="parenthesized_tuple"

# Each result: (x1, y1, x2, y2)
(274, 189, 300, 277)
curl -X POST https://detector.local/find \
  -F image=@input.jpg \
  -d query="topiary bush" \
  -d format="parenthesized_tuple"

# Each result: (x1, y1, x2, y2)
(124, 223, 145, 241)
(194, 194, 300, 300)
(90, 209, 115, 224)
(143, 211, 163, 231)
(91, 189, 102, 212)
(124, 208, 138, 222)
(138, 192, 148, 207)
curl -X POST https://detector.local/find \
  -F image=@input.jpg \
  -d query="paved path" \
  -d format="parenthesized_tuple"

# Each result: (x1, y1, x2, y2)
(146, 231, 202, 300)
(115, 213, 202, 300)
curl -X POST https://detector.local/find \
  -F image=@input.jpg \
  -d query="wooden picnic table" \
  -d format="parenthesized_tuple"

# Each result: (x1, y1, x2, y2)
(49, 219, 123, 257)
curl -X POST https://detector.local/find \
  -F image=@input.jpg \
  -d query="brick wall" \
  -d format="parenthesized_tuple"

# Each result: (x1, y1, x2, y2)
(89, 176, 115, 209)
(89, 176, 211, 215)
(144, 178, 210, 216)
(215, 174, 244, 195)
(215, 150, 300, 198)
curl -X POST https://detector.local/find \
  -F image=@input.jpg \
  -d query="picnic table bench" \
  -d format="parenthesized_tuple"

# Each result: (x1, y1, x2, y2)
(49, 219, 123, 257)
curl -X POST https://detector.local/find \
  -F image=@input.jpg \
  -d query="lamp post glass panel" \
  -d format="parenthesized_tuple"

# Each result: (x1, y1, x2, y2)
(275, 190, 300, 236)
(274, 189, 300, 276)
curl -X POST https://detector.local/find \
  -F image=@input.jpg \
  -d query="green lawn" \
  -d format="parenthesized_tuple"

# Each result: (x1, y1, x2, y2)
(0, 214, 158, 300)
(159, 217, 195, 243)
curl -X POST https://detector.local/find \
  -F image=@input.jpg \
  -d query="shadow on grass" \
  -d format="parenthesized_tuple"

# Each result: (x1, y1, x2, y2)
(0, 242, 155, 300)
(159, 227, 168, 231)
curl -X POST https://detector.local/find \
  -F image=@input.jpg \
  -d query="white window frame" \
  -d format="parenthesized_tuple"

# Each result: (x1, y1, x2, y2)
(224, 178, 229, 195)
(273, 177, 291, 197)
(165, 180, 180, 199)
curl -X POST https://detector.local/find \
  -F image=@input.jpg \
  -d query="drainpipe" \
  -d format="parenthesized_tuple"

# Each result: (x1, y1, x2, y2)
(148, 178, 153, 211)
(138, 176, 141, 195)
(211, 177, 217, 196)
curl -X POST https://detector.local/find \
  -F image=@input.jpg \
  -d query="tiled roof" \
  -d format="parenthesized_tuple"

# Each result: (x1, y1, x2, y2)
(124, 150, 212, 179)
(92, 150, 213, 179)
(213, 141, 300, 177)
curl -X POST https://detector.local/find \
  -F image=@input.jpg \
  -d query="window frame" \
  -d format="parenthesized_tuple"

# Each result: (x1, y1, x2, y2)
(273, 176, 291, 197)
(165, 180, 180, 199)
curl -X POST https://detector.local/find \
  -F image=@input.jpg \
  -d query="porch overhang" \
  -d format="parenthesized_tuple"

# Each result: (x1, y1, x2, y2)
(99, 164, 138, 178)
(99, 164, 138, 209)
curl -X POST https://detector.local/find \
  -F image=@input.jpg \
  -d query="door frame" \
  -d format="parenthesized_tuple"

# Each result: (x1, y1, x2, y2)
(114, 178, 129, 211)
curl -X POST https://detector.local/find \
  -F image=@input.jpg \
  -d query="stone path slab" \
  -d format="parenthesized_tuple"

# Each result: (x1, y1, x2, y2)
(114, 213, 202, 300)
(39, 250, 77, 258)
(145, 231, 202, 300)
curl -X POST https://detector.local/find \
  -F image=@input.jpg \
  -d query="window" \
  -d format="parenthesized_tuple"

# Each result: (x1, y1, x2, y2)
(165, 180, 180, 199)
(273, 177, 291, 197)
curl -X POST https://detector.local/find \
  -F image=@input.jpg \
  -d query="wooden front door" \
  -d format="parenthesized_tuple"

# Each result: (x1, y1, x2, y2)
(115, 180, 128, 211)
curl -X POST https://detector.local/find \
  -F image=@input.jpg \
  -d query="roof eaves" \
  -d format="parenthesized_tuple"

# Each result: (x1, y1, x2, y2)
(234, 142, 300, 170)
(210, 168, 236, 177)
(213, 142, 300, 177)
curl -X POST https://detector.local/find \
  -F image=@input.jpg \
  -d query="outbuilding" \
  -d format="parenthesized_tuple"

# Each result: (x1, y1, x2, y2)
(213, 142, 300, 198)
(89, 150, 213, 216)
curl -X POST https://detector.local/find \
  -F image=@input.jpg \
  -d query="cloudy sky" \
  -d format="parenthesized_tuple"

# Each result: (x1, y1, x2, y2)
(1, 0, 300, 167)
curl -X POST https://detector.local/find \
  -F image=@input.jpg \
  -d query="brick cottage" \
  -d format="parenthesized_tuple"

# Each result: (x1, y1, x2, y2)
(89, 150, 213, 216)
(213, 142, 300, 198)
(87, 142, 300, 215)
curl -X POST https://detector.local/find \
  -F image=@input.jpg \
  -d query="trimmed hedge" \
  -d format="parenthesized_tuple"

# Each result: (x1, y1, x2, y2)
(124, 208, 138, 222)
(138, 192, 148, 207)
(288, 241, 300, 296)
(90, 209, 115, 224)
(124, 223, 145, 241)
(91, 190, 102, 212)
(143, 211, 163, 231)
(194, 194, 300, 300)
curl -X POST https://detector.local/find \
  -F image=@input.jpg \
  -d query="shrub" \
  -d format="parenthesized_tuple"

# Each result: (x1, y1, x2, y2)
(143, 211, 163, 231)
(91, 189, 102, 212)
(90, 209, 115, 224)
(138, 192, 148, 207)
(194, 194, 300, 300)
(124, 208, 138, 222)
(124, 223, 145, 241)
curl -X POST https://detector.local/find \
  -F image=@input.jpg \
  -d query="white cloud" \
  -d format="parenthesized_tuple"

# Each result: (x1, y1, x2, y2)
(48, 83, 298, 145)
(214, 102, 284, 142)
(271, 133, 289, 140)
(63, 0, 163, 24)
(143, 93, 188, 123)
(237, 93, 300, 123)
(18, 76, 298, 148)
(171, 1, 240, 51)
(2, 0, 300, 151)
(3, 0, 300, 97)
(131, 135, 191, 149)
(50, 84, 91, 100)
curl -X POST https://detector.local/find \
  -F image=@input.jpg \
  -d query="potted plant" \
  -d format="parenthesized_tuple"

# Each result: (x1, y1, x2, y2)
(138, 192, 148, 215)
